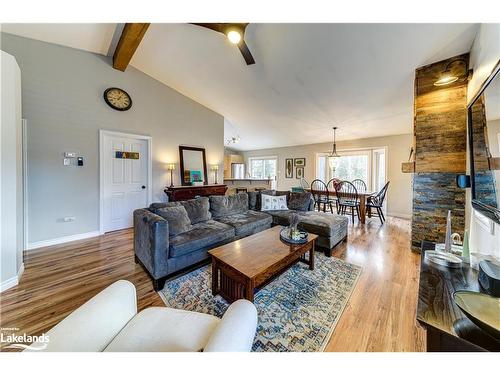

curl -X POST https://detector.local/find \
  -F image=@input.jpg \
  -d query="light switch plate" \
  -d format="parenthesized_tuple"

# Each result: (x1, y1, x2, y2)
(63, 158, 71, 166)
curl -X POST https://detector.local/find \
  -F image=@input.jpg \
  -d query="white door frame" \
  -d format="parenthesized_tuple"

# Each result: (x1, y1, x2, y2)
(99, 130, 153, 234)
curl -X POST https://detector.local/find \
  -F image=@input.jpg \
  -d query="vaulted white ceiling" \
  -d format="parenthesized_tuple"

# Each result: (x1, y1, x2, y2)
(1, 23, 117, 55)
(1, 23, 479, 150)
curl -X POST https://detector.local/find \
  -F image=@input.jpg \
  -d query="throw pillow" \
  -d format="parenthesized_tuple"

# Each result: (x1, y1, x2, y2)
(209, 193, 249, 218)
(156, 206, 192, 236)
(261, 194, 289, 211)
(288, 192, 312, 211)
(180, 197, 212, 224)
(149, 201, 180, 214)
(247, 191, 259, 210)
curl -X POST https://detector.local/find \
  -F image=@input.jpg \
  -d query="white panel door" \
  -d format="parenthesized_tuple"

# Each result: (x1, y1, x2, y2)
(103, 134, 149, 232)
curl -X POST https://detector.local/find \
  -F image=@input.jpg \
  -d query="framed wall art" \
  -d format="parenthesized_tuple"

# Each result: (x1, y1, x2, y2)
(294, 158, 306, 167)
(285, 158, 293, 178)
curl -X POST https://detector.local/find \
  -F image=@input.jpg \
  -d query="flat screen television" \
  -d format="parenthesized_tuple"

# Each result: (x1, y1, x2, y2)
(468, 60, 500, 223)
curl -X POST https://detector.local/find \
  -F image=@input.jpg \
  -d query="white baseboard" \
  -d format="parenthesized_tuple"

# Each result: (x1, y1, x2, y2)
(1, 275, 19, 293)
(26, 231, 102, 250)
(18, 263, 25, 280)
(387, 211, 411, 220)
(1, 263, 25, 293)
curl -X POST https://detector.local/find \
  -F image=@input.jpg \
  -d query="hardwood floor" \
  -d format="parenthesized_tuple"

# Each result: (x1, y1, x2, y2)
(327, 217, 426, 351)
(0, 216, 425, 352)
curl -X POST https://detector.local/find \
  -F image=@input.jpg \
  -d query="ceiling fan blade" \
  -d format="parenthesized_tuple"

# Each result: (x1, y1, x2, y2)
(191, 23, 256, 65)
(238, 40, 255, 65)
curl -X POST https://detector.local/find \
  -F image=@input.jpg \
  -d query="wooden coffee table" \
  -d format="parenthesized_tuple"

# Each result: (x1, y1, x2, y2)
(208, 226, 318, 303)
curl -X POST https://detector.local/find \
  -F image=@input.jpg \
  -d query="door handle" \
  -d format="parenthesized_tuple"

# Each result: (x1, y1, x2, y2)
(141, 185, 146, 189)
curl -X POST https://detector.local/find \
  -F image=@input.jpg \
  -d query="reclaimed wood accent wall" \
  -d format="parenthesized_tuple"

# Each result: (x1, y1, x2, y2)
(411, 54, 469, 252)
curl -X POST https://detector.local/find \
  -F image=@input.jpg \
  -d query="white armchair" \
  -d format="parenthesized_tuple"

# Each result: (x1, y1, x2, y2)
(28, 280, 258, 352)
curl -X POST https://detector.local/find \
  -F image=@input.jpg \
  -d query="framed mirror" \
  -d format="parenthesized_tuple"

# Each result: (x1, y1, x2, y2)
(179, 146, 208, 186)
(468, 60, 500, 223)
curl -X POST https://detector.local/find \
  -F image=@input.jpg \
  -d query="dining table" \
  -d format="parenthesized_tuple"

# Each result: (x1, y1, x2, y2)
(307, 189, 376, 224)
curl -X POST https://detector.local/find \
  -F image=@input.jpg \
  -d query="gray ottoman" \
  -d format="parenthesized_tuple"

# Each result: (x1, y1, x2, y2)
(296, 212, 349, 256)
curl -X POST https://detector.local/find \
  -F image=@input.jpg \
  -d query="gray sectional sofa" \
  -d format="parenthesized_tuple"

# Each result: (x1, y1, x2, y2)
(134, 191, 348, 291)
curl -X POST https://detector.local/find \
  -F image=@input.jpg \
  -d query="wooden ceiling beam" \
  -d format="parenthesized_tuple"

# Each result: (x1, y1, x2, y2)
(112, 23, 150, 72)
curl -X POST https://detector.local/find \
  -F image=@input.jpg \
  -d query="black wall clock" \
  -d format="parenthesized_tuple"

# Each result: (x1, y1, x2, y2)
(103, 87, 132, 111)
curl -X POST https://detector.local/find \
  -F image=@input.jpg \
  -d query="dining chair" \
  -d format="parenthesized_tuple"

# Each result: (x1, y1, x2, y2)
(327, 178, 342, 213)
(335, 181, 360, 224)
(310, 179, 334, 213)
(366, 181, 390, 224)
(351, 179, 367, 193)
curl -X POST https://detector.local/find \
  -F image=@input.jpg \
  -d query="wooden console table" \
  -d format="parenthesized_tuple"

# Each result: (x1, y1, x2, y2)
(417, 241, 499, 352)
(164, 184, 227, 201)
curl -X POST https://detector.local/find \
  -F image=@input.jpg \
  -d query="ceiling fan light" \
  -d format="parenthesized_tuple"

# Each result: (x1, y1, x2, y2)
(227, 30, 242, 44)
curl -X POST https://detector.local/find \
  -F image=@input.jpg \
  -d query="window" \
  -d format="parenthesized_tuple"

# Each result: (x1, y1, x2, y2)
(316, 148, 386, 192)
(249, 156, 277, 179)
(333, 153, 369, 182)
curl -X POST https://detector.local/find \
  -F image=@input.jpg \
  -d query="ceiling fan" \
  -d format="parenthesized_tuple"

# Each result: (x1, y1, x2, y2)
(192, 23, 255, 65)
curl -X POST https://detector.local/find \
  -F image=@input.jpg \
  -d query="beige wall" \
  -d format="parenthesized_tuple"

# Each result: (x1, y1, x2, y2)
(242, 134, 413, 219)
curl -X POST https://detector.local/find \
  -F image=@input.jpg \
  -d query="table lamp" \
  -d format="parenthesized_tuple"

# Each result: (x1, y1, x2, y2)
(211, 164, 219, 184)
(167, 164, 175, 187)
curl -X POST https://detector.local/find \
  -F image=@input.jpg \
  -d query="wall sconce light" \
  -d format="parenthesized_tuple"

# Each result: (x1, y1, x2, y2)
(167, 163, 175, 187)
(211, 164, 219, 184)
(434, 59, 468, 86)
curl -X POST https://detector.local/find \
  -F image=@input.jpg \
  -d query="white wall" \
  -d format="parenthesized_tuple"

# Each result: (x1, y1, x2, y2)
(1, 33, 224, 245)
(1, 51, 24, 291)
(468, 24, 500, 104)
(242, 134, 413, 219)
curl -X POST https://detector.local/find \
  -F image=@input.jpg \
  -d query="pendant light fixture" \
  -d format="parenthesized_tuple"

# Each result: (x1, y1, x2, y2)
(328, 127, 341, 171)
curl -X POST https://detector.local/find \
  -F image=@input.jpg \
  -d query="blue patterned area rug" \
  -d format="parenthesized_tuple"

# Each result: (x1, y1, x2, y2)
(158, 253, 361, 352)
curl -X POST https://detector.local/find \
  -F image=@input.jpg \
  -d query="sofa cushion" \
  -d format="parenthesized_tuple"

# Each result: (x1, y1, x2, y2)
(209, 193, 249, 218)
(297, 212, 349, 238)
(169, 220, 235, 258)
(261, 194, 288, 211)
(288, 192, 312, 211)
(216, 211, 272, 237)
(103, 307, 220, 352)
(156, 206, 192, 236)
(180, 197, 212, 224)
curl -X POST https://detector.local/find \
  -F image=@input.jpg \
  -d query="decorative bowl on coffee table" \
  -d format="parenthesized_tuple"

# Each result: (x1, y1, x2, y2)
(279, 227, 308, 245)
